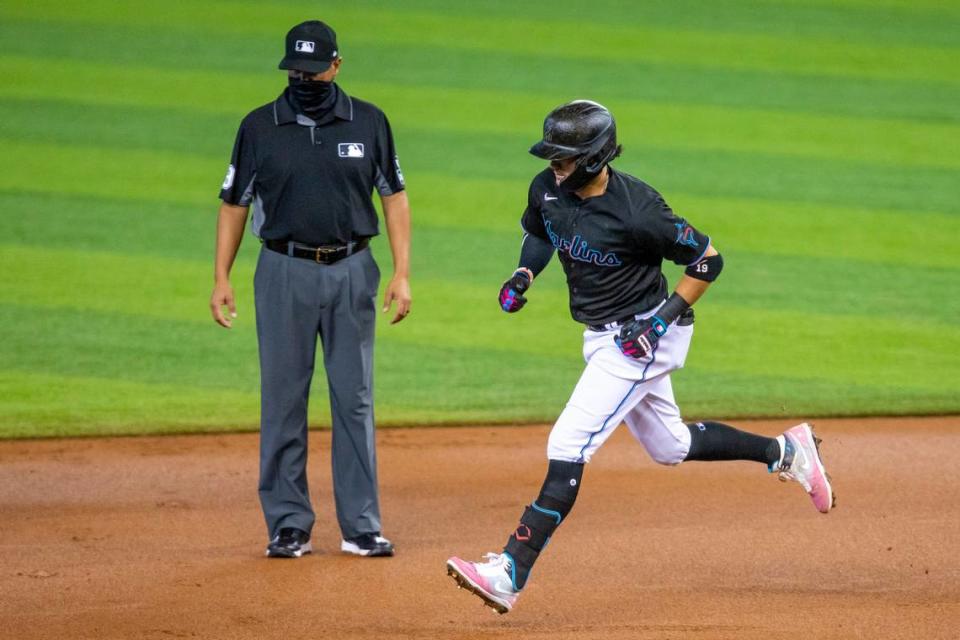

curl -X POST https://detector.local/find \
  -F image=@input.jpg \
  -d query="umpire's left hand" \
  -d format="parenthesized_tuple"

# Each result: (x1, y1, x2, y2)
(383, 275, 411, 324)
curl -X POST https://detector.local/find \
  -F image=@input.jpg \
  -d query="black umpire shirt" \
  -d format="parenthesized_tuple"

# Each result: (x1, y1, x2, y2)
(219, 84, 405, 246)
(521, 167, 710, 326)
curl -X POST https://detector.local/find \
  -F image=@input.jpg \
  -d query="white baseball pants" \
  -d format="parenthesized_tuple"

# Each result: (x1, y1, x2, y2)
(547, 307, 695, 465)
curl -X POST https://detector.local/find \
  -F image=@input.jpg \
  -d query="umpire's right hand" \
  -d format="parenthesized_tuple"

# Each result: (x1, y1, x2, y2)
(210, 281, 237, 328)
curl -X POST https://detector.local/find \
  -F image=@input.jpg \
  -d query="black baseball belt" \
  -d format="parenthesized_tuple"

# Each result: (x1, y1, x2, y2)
(587, 307, 694, 332)
(264, 237, 369, 265)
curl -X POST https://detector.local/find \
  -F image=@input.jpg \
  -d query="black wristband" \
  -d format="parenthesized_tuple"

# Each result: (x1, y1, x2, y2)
(654, 292, 690, 326)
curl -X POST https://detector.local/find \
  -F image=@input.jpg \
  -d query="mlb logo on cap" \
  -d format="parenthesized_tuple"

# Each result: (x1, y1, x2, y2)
(279, 20, 339, 73)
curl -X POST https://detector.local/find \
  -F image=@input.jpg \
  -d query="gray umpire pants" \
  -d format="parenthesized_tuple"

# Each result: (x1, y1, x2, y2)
(254, 245, 382, 540)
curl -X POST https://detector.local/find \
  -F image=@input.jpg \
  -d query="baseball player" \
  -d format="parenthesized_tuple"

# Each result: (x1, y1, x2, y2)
(446, 100, 835, 614)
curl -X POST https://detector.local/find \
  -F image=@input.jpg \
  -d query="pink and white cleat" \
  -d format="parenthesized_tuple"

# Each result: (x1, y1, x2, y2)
(446, 553, 519, 614)
(773, 423, 836, 513)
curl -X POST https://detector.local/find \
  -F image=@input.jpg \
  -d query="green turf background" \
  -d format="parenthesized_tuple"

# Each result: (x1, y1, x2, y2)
(1, 0, 958, 437)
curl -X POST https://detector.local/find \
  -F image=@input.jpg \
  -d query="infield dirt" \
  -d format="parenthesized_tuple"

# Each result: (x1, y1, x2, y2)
(1, 417, 957, 639)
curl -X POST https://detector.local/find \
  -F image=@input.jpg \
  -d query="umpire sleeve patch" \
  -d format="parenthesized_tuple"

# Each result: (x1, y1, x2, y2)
(222, 164, 236, 190)
(394, 156, 405, 188)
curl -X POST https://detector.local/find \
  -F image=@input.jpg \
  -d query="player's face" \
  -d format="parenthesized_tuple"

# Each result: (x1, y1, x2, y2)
(550, 157, 577, 185)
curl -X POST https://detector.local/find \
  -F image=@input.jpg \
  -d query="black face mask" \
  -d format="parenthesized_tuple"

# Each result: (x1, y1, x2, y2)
(288, 76, 336, 119)
(559, 161, 600, 193)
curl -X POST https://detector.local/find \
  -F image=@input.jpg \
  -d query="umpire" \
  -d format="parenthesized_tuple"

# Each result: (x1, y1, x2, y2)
(210, 20, 411, 558)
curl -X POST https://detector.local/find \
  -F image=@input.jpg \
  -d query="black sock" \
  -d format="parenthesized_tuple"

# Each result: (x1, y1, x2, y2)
(685, 421, 780, 465)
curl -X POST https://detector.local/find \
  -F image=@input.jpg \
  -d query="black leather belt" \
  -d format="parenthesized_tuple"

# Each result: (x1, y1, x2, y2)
(264, 237, 369, 265)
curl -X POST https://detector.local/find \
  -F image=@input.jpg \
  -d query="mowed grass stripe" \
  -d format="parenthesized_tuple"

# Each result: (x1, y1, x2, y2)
(0, 307, 587, 431)
(4, 23, 958, 123)
(415, 0, 960, 48)
(1, 191, 231, 262)
(3, 94, 958, 172)
(0, 247, 580, 353)
(0, 303, 259, 392)
(0, 245, 237, 325)
(7, 182, 960, 272)
(3, 242, 957, 391)
(6, 190, 958, 336)
(0, 372, 260, 437)
(765, 0, 951, 10)
(674, 368, 957, 420)
(4, 172, 959, 274)
(670, 196, 960, 270)
(2, 363, 949, 438)
(3, 194, 958, 333)
(2, 130, 956, 218)
(2, 2, 956, 84)
(0, 296, 958, 435)
(0, 139, 220, 206)
(406, 131, 960, 216)
(8, 0, 960, 48)
(671, 256, 958, 325)
(690, 304, 960, 393)
(2, 295, 955, 431)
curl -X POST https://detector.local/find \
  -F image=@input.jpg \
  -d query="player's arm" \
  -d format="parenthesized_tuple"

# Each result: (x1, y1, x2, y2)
(210, 202, 250, 328)
(499, 231, 555, 313)
(500, 179, 556, 313)
(675, 243, 721, 306)
(617, 243, 724, 359)
(380, 190, 412, 324)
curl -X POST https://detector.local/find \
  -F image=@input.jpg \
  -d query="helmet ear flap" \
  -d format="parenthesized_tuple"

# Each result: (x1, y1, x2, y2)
(579, 137, 621, 174)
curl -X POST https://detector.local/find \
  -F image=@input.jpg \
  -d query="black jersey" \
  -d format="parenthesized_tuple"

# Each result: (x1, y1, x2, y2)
(521, 167, 710, 325)
(219, 85, 405, 246)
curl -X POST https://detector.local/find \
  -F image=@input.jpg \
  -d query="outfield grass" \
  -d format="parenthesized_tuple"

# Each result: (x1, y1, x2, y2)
(1, 0, 958, 437)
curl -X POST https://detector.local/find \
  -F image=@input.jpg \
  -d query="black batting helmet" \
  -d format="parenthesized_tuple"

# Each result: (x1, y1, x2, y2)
(530, 100, 622, 186)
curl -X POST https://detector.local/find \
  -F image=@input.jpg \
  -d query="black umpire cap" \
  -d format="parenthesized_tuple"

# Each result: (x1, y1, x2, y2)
(278, 21, 339, 73)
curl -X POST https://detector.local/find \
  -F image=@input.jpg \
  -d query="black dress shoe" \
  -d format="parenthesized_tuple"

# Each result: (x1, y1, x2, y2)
(266, 527, 312, 558)
(341, 532, 394, 557)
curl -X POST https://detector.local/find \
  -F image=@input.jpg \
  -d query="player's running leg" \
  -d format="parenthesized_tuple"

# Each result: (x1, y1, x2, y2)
(623, 377, 835, 512)
(446, 458, 582, 614)
(447, 359, 651, 613)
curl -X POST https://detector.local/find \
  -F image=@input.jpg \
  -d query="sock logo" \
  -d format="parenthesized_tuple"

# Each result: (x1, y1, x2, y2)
(514, 525, 531, 542)
(696, 422, 706, 431)
(569, 478, 578, 487)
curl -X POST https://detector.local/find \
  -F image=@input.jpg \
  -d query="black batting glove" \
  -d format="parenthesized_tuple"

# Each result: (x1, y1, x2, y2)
(615, 315, 669, 359)
(498, 269, 532, 313)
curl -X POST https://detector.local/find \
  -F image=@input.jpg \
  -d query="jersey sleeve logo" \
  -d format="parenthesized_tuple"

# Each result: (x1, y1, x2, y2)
(394, 155, 405, 187)
(338, 143, 365, 158)
(674, 222, 700, 249)
(222, 164, 236, 190)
